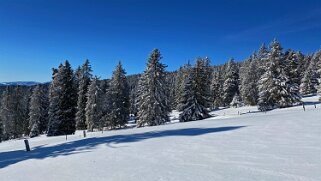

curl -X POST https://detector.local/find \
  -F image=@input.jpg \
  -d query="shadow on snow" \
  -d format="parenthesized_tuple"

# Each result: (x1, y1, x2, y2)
(0, 126, 246, 169)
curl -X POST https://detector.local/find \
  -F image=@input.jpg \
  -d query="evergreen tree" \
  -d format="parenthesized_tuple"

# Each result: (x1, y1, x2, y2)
(210, 70, 223, 109)
(240, 54, 259, 105)
(223, 59, 239, 106)
(300, 58, 318, 95)
(47, 61, 77, 136)
(284, 50, 301, 104)
(257, 39, 300, 111)
(257, 43, 270, 79)
(29, 85, 49, 137)
(179, 59, 211, 122)
(107, 62, 130, 129)
(0, 87, 13, 140)
(76, 59, 92, 130)
(85, 77, 105, 131)
(202, 57, 213, 108)
(175, 62, 192, 111)
(0, 86, 29, 139)
(136, 49, 170, 127)
(165, 72, 176, 110)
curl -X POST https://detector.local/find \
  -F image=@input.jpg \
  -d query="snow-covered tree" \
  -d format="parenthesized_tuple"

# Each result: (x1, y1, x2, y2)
(0, 86, 29, 139)
(28, 85, 49, 138)
(258, 39, 301, 111)
(107, 62, 130, 129)
(256, 43, 270, 79)
(223, 59, 239, 106)
(210, 70, 223, 109)
(85, 77, 105, 131)
(136, 49, 170, 127)
(300, 57, 318, 95)
(76, 59, 92, 130)
(179, 60, 211, 122)
(240, 54, 259, 105)
(47, 61, 77, 136)
(284, 50, 301, 103)
(175, 62, 192, 111)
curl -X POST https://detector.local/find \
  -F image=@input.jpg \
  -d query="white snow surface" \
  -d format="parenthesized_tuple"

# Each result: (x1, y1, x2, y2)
(0, 96, 321, 181)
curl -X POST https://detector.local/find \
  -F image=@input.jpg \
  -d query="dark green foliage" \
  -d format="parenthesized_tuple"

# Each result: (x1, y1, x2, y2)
(86, 77, 105, 131)
(223, 59, 239, 106)
(47, 61, 77, 136)
(136, 49, 170, 127)
(76, 59, 92, 130)
(179, 58, 211, 122)
(107, 62, 130, 129)
(29, 85, 49, 137)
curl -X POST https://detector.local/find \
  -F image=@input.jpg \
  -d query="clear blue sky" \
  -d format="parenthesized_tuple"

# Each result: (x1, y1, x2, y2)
(1, 0, 321, 82)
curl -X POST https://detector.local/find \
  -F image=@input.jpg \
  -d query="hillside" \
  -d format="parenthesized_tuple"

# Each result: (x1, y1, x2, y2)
(0, 96, 320, 181)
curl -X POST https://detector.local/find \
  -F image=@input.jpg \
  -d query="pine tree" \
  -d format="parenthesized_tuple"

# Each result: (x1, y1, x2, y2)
(257, 43, 270, 80)
(284, 50, 301, 104)
(0, 87, 14, 140)
(300, 58, 318, 95)
(107, 62, 130, 129)
(136, 49, 170, 127)
(0, 86, 29, 139)
(165, 72, 176, 110)
(240, 54, 259, 105)
(210, 70, 223, 109)
(257, 39, 300, 111)
(179, 59, 211, 122)
(76, 60, 92, 130)
(175, 62, 192, 111)
(47, 61, 77, 136)
(85, 77, 105, 131)
(29, 85, 49, 137)
(223, 59, 239, 106)
(202, 57, 213, 108)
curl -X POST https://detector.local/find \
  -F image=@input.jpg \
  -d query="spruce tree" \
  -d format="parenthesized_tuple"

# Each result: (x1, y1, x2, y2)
(257, 43, 270, 80)
(85, 77, 104, 131)
(175, 62, 192, 111)
(257, 39, 300, 111)
(210, 70, 223, 109)
(284, 50, 301, 104)
(0, 87, 14, 140)
(29, 85, 49, 137)
(240, 54, 259, 105)
(223, 59, 239, 106)
(108, 62, 130, 129)
(300, 58, 318, 95)
(136, 49, 170, 127)
(179, 59, 210, 122)
(0, 86, 29, 139)
(76, 59, 92, 130)
(47, 61, 77, 136)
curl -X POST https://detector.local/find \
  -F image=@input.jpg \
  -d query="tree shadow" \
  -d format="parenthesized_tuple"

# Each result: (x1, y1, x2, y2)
(0, 126, 246, 169)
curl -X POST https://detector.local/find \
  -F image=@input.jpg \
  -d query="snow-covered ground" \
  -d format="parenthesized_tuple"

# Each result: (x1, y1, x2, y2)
(0, 96, 321, 181)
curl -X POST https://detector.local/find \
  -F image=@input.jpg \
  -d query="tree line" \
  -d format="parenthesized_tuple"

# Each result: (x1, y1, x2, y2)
(1, 39, 321, 141)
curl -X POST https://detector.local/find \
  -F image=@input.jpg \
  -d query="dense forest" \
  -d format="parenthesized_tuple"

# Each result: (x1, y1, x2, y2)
(1, 39, 321, 141)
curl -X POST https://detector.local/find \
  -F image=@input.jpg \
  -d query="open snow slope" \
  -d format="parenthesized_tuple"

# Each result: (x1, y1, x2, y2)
(0, 97, 321, 181)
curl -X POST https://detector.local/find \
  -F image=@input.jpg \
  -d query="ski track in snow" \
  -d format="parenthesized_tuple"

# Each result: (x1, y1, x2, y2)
(0, 96, 320, 181)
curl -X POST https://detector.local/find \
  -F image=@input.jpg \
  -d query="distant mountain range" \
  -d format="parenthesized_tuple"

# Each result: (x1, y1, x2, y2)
(0, 81, 41, 86)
